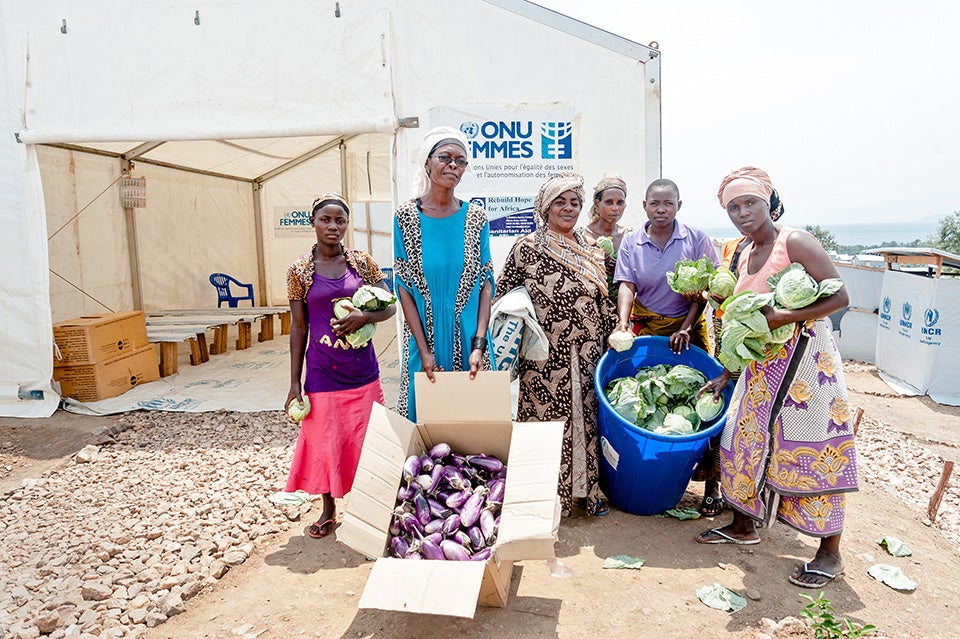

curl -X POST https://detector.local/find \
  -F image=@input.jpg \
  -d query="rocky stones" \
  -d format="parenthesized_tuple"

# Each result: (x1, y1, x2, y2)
(1, 410, 296, 637)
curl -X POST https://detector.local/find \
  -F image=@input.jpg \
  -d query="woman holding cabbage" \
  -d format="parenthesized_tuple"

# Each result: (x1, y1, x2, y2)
(285, 193, 396, 539)
(496, 172, 616, 517)
(695, 167, 858, 589)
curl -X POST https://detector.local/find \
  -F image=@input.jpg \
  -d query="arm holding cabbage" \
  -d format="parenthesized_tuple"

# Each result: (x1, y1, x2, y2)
(331, 281, 397, 337)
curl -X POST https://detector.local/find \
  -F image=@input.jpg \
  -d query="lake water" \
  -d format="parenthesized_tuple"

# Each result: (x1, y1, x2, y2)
(702, 221, 939, 247)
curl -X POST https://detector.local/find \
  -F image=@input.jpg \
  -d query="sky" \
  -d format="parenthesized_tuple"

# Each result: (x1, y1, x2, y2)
(534, 0, 960, 231)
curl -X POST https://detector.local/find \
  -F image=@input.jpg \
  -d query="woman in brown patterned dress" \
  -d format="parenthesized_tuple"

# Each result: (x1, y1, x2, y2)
(495, 173, 616, 517)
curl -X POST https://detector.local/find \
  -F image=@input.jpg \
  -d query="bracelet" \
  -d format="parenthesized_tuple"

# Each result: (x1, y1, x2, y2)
(471, 336, 487, 352)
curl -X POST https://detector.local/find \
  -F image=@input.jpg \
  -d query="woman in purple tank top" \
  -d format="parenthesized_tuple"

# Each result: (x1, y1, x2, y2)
(284, 193, 396, 539)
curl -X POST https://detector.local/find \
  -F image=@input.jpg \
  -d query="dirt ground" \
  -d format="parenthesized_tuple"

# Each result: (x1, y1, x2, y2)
(2, 363, 959, 639)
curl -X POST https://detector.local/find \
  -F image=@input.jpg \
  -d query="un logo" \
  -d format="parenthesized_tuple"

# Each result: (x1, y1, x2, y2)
(902, 301, 912, 321)
(540, 121, 573, 159)
(882, 297, 891, 314)
(460, 122, 480, 139)
(924, 308, 940, 327)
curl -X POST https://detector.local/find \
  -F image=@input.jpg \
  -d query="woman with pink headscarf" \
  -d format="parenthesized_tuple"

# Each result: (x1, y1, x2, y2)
(695, 167, 858, 589)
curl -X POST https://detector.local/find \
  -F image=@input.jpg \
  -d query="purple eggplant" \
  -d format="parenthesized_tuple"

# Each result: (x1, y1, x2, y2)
(397, 512, 424, 537)
(429, 442, 452, 460)
(452, 530, 472, 548)
(414, 474, 433, 492)
(471, 547, 493, 562)
(391, 536, 409, 558)
(467, 525, 484, 550)
(389, 516, 402, 536)
(420, 536, 446, 560)
(486, 478, 505, 504)
(440, 540, 471, 561)
(459, 486, 488, 528)
(426, 463, 445, 494)
(427, 497, 452, 519)
(441, 514, 461, 536)
(467, 454, 504, 474)
(424, 531, 443, 546)
(397, 485, 416, 502)
(402, 455, 422, 482)
(479, 509, 496, 543)
(419, 454, 434, 473)
(445, 489, 471, 509)
(435, 489, 451, 503)
(424, 518, 444, 535)
(493, 466, 508, 480)
(413, 492, 431, 526)
(441, 466, 467, 492)
(404, 550, 423, 560)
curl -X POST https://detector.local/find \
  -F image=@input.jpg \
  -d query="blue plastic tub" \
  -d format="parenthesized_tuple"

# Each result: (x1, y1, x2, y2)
(594, 336, 734, 515)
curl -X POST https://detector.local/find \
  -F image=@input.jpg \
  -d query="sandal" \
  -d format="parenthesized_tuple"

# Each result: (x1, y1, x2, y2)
(699, 495, 725, 517)
(574, 497, 610, 517)
(788, 562, 844, 588)
(307, 518, 336, 539)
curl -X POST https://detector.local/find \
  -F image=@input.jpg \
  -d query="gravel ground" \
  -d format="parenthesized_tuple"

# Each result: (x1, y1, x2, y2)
(1, 397, 958, 639)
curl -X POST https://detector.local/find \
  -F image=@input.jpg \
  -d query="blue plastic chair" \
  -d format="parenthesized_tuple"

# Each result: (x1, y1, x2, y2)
(380, 267, 395, 293)
(209, 273, 255, 307)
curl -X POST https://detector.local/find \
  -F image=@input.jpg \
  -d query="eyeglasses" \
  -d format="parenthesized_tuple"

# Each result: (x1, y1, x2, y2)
(433, 154, 469, 169)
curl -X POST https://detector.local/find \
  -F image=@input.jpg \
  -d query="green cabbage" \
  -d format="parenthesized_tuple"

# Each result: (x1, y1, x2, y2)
(766, 263, 844, 310)
(352, 284, 396, 310)
(654, 413, 696, 436)
(596, 236, 615, 257)
(666, 257, 716, 294)
(604, 363, 713, 435)
(708, 267, 737, 299)
(333, 299, 377, 347)
(695, 393, 725, 422)
(608, 329, 635, 353)
(287, 395, 311, 422)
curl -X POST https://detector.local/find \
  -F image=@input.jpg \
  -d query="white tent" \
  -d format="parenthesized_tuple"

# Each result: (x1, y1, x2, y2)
(0, 0, 661, 417)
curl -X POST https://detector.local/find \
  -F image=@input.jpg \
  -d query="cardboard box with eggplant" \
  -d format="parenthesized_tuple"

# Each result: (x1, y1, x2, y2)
(337, 371, 564, 618)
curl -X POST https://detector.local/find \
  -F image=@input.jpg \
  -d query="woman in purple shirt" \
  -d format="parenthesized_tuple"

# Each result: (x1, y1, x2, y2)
(613, 179, 718, 353)
(285, 193, 396, 539)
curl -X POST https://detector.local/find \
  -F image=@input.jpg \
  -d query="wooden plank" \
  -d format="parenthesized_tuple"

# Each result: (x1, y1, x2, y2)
(159, 342, 179, 377)
(236, 321, 252, 350)
(212, 325, 228, 355)
(188, 338, 203, 365)
(258, 315, 275, 342)
(928, 461, 955, 522)
(852, 407, 864, 437)
(279, 311, 291, 335)
(197, 333, 210, 363)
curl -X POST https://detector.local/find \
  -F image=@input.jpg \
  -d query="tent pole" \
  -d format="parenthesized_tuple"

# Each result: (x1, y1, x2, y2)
(252, 182, 267, 305)
(121, 159, 144, 310)
(340, 139, 354, 249)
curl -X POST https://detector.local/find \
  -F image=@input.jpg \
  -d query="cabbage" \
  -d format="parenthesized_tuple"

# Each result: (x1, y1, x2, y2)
(708, 267, 737, 300)
(661, 365, 707, 397)
(695, 393, 725, 422)
(666, 257, 716, 294)
(608, 329, 635, 353)
(766, 263, 844, 310)
(333, 299, 377, 347)
(352, 284, 396, 310)
(654, 413, 696, 436)
(287, 395, 311, 423)
(596, 236, 615, 257)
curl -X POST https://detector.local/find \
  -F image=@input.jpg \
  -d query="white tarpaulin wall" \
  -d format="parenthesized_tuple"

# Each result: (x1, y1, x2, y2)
(876, 270, 960, 405)
(1, 0, 660, 417)
(833, 264, 884, 363)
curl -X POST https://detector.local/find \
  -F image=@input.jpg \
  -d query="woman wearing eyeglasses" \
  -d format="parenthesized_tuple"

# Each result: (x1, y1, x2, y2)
(393, 126, 495, 420)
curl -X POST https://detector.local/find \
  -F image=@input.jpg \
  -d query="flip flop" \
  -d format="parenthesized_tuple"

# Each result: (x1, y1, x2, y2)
(699, 495, 725, 517)
(695, 527, 761, 545)
(307, 518, 336, 539)
(788, 562, 843, 588)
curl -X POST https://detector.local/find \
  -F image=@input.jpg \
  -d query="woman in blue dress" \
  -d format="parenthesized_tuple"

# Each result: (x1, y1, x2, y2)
(394, 126, 494, 420)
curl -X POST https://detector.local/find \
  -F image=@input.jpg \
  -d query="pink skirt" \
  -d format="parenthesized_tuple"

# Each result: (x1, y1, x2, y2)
(284, 379, 384, 498)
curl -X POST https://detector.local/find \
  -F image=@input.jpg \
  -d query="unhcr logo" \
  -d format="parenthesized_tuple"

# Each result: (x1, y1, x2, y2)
(879, 296, 892, 321)
(541, 122, 573, 160)
(923, 307, 941, 336)
(899, 301, 912, 329)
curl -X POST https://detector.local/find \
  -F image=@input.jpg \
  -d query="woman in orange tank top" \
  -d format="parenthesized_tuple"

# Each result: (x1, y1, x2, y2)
(695, 167, 858, 590)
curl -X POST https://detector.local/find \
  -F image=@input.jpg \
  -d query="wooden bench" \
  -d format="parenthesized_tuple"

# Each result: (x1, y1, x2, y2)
(146, 313, 264, 353)
(146, 325, 212, 377)
(148, 307, 291, 344)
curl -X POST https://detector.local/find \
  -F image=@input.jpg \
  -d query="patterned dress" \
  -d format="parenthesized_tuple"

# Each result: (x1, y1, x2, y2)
(496, 236, 616, 516)
(718, 227, 859, 535)
(393, 199, 494, 421)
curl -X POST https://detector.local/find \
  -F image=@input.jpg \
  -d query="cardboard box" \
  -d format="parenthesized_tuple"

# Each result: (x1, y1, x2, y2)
(337, 371, 563, 618)
(53, 311, 148, 366)
(53, 344, 159, 402)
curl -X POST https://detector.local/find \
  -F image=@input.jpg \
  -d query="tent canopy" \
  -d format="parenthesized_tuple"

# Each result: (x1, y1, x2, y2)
(0, 0, 662, 417)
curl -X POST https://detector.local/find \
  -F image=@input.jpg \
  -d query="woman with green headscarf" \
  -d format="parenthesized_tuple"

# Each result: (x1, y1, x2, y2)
(495, 172, 616, 517)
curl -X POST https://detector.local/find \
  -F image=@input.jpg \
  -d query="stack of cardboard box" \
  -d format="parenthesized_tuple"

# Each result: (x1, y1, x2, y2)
(52, 311, 159, 402)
